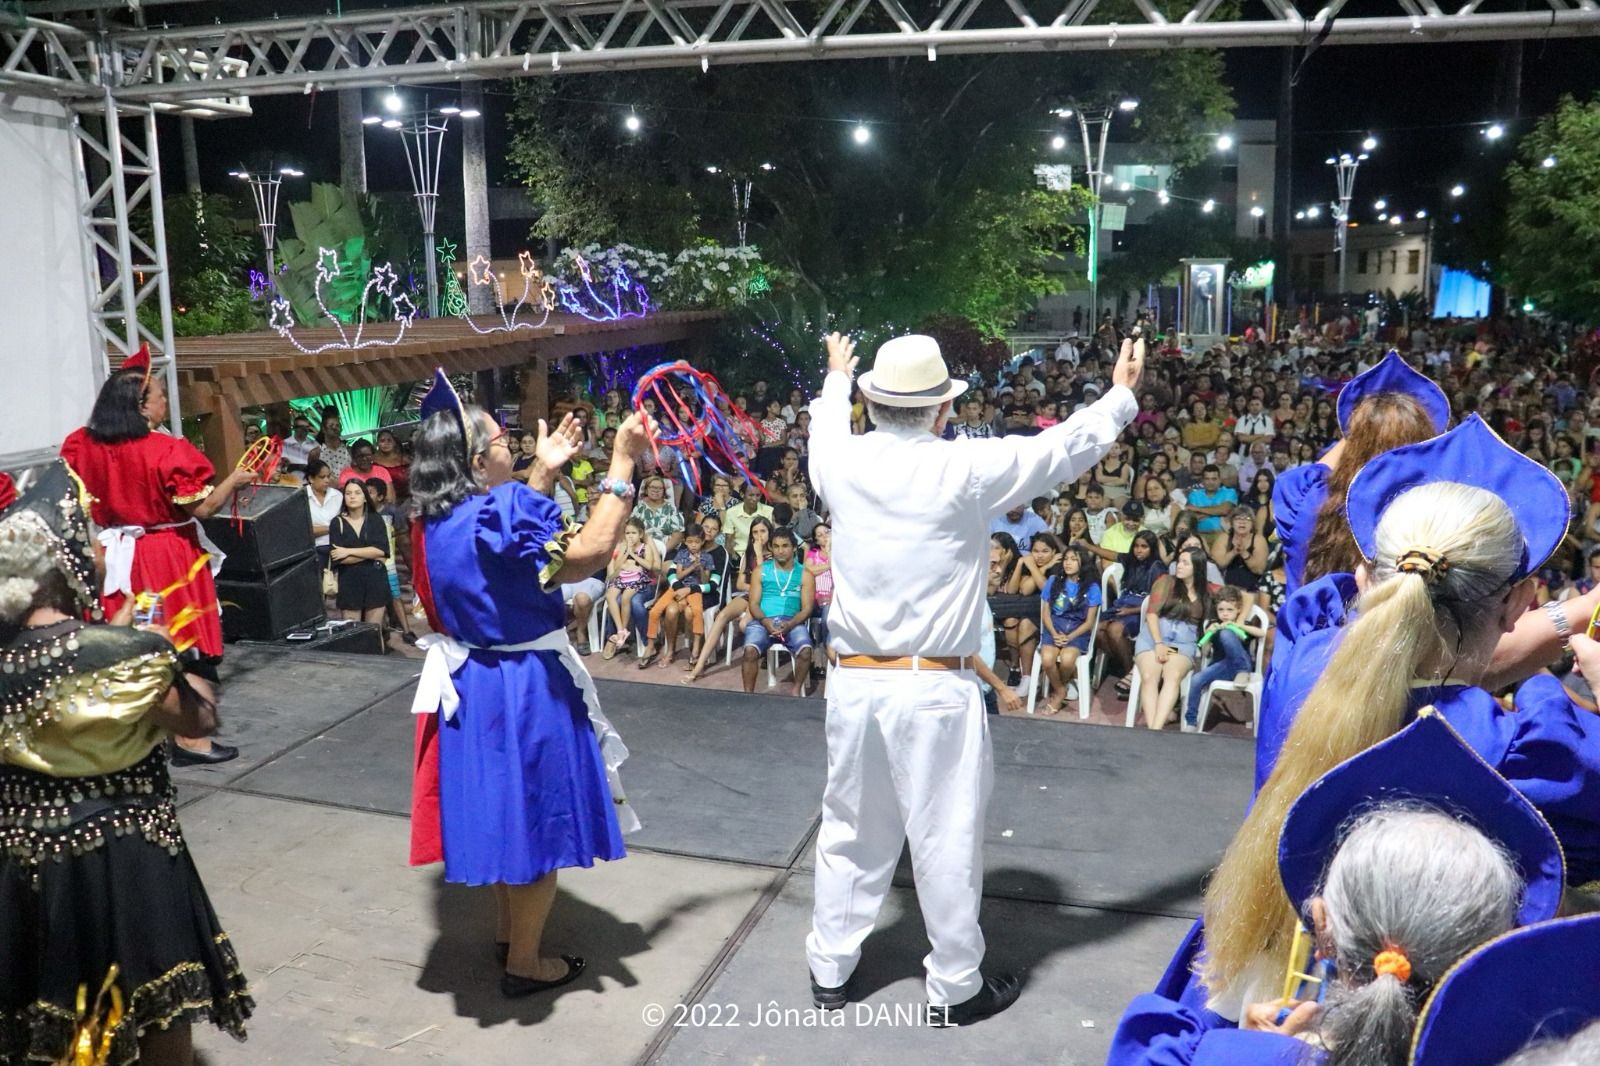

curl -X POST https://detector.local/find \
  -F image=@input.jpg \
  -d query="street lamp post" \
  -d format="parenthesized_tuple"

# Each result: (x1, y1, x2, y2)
(366, 94, 479, 318)
(1070, 97, 1137, 328)
(231, 165, 304, 284)
(1326, 137, 1375, 299)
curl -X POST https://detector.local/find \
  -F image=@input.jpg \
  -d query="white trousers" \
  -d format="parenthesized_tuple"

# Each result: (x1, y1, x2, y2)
(805, 666, 993, 1006)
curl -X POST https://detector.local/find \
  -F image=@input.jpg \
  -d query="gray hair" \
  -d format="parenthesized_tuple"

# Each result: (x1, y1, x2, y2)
(1501, 1021, 1600, 1066)
(1317, 805, 1522, 1066)
(0, 511, 56, 626)
(866, 400, 942, 433)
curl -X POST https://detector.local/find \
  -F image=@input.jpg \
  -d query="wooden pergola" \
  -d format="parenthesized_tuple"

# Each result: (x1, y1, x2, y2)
(175, 309, 722, 468)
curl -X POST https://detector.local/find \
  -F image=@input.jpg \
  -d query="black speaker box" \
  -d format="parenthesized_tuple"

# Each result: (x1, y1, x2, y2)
(202, 485, 315, 578)
(217, 554, 325, 642)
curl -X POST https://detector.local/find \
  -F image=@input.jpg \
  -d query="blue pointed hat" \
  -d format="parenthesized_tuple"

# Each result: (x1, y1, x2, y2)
(1336, 350, 1452, 434)
(1410, 914, 1600, 1066)
(419, 368, 475, 462)
(1278, 710, 1563, 929)
(1344, 414, 1569, 582)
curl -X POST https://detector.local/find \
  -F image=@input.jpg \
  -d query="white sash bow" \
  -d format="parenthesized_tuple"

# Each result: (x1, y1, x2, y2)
(410, 628, 640, 833)
(98, 518, 228, 599)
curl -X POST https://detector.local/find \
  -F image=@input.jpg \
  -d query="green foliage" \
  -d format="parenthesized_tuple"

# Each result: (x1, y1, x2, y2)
(289, 384, 418, 442)
(507, 51, 1232, 339)
(1501, 95, 1600, 321)
(276, 183, 375, 325)
(131, 193, 263, 337)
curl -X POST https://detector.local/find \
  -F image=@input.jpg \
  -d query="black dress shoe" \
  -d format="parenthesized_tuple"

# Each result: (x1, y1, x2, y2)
(929, 973, 1022, 1027)
(810, 971, 852, 1011)
(500, 955, 585, 998)
(169, 741, 240, 767)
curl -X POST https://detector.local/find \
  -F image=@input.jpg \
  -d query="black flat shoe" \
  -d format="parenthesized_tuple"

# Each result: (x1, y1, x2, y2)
(929, 972, 1022, 1027)
(500, 955, 585, 998)
(810, 971, 852, 1011)
(170, 741, 240, 767)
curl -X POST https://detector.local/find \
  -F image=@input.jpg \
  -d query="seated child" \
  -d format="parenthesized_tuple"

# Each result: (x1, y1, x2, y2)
(1184, 585, 1266, 729)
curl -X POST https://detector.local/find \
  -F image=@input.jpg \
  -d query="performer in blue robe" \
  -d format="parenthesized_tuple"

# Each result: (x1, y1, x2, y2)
(1124, 413, 1600, 1052)
(1272, 351, 1449, 596)
(407, 369, 649, 998)
(1110, 711, 1565, 1065)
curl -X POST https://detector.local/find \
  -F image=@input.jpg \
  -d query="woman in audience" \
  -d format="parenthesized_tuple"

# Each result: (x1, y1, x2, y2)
(1210, 506, 1268, 599)
(1181, 399, 1222, 453)
(1139, 477, 1177, 540)
(805, 521, 833, 650)
(329, 479, 390, 626)
(305, 459, 342, 570)
(697, 474, 735, 523)
(1095, 440, 1135, 505)
(1037, 545, 1101, 715)
(1101, 530, 1166, 690)
(683, 516, 772, 683)
(1133, 452, 1171, 505)
(765, 448, 808, 500)
(1134, 545, 1210, 730)
(374, 427, 411, 501)
(1015, 532, 1062, 683)
(1060, 507, 1091, 549)
(308, 405, 350, 478)
(755, 399, 789, 475)
(1243, 467, 1276, 537)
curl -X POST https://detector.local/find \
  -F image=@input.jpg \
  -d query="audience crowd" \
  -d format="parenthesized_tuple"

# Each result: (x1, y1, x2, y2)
(253, 311, 1598, 719)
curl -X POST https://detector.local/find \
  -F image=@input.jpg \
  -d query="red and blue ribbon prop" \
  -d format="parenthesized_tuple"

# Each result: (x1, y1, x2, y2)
(631, 361, 771, 499)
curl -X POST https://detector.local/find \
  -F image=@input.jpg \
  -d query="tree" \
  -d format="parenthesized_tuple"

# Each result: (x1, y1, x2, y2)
(1501, 95, 1600, 321)
(506, 41, 1232, 337)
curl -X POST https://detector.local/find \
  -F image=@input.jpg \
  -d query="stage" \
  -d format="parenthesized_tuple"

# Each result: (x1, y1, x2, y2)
(178, 646, 1252, 1065)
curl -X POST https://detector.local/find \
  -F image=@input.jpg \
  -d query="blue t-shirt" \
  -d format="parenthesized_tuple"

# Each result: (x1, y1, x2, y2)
(1042, 576, 1103, 631)
(1186, 486, 1239, 534)
(991, 509, 1050, 545)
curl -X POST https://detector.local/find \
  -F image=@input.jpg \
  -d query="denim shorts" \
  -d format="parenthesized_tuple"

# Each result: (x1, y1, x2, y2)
(743, 616, 814, 655)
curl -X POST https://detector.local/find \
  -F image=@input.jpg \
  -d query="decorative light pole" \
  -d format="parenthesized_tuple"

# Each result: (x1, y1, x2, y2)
(1063, 97, 1138, 328)
(1325, 136, 1376, 297)
(364, 92, 479, 318)
(229, 164, 304, 283)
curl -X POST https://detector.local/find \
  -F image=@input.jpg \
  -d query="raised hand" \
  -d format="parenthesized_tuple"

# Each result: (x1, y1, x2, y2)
(825, 332, 859, 377)
(534, 412, 585, 472)
(613, 412, 656, 462)
(1113, 336, 1146, 391)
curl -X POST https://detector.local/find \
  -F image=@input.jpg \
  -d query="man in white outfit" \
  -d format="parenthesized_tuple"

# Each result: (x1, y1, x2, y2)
(805, 331, 1143, 1025)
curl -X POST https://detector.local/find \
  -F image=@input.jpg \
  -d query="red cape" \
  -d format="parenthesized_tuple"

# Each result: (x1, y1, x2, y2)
(408, 522, 444, 866)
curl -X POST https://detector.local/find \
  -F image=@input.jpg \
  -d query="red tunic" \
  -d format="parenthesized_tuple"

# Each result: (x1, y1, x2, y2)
(60, 428, 225, 657)
(408, 521, 444, 866)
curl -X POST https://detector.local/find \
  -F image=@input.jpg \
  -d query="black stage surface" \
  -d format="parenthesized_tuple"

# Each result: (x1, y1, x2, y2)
(176, 647, 1253, 1065)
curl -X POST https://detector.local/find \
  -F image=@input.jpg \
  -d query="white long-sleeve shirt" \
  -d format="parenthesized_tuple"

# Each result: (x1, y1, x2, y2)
(809, 370, 1135, 658)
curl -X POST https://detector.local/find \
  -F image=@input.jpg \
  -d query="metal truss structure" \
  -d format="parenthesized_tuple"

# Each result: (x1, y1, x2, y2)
(70, 92, 180, 414)
(4, 0, 1599, 104)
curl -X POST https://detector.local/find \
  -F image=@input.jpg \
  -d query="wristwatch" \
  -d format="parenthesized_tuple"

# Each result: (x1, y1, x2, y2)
(1544, 600, 1572, 644)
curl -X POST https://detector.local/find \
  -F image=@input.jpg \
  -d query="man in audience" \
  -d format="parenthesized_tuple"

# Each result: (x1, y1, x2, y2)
(282, 413, 317, 472)
(952, 396, 995, 440)
(741, 528, 814, 695)
(724, 480, 774, 559)
(991, 502, 1049, 544)
(1185, 464, 1238, 539)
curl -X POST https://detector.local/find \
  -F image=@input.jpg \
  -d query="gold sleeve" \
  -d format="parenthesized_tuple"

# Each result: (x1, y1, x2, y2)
(538, 515, 579, 592)
(6, 651, 178, 777)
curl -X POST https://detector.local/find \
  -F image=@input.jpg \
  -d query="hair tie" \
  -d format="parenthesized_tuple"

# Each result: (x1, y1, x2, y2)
(1396, 549, 1449, 580)
(1373, 948, 1412, 982)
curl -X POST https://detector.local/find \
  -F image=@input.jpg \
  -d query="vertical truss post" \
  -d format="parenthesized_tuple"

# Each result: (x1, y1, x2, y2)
(71, 89, 179, 421)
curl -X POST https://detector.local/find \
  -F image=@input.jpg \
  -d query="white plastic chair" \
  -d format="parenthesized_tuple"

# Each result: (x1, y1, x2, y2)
(766, 643, 811, 695)
(1124, 595, 1194, 728)
(1026, 572, 1109, 719)
(1189, 605, 1271, 734)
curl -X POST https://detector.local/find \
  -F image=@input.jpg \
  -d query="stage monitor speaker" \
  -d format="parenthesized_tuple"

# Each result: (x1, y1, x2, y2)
(217, 554, 325, 643)
(202, 485, 315, 578)
(239, 621, 386, 657)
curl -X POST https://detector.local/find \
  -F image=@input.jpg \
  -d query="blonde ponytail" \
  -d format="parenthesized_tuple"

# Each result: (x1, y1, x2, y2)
(1199, 482, 1523, 996)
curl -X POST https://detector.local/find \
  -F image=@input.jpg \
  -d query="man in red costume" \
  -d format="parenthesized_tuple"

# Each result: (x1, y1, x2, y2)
(60, 345, 253, 765)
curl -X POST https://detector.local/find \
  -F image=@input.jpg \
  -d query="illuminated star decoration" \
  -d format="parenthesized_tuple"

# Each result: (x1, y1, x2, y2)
(436, 237, 459, 263)
(270, 255, 415, 355)
(316, 246, 341, 283)
(557, 252, 652, 322)
(372, 262, 399, 297)
(455, 247, 554, 335)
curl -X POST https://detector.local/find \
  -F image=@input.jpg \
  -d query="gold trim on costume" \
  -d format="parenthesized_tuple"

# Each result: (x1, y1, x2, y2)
(170, 485, 214, 507)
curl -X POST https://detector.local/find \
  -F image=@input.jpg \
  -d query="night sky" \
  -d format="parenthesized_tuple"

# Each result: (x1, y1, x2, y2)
(176, 34, 1600, 236)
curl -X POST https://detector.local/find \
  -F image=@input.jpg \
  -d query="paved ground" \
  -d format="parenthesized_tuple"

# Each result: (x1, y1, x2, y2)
(177, 645, 1252, 1065)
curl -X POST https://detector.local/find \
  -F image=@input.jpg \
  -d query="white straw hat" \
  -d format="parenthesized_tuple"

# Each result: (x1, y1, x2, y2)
(857, 335, 969, 408)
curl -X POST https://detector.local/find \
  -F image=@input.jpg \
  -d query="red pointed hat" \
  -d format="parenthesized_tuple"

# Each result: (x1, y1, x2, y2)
(0, 472, 15, 513)
(120, 343, 151, 374)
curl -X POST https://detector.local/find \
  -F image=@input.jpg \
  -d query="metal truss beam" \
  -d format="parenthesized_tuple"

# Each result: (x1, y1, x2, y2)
(2, 0, 1589, 104)
(70, 93, 181, 421)
(0, 13, 96, 97)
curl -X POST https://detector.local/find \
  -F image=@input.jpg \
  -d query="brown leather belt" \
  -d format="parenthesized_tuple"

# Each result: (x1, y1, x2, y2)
(835, 654, 972, 671)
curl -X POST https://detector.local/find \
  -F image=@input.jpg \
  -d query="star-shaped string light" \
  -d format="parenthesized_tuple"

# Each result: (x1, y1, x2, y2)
(454, 246, 555, 335)
(468, 254, 495, 287)
(372, 262, 399, 297)
(269, 296, 296, 334)
(392, 293, 419, 326)
(518, 250, 537, 278)
(316, 247, 341, 283)
(436, 238, 459, 263)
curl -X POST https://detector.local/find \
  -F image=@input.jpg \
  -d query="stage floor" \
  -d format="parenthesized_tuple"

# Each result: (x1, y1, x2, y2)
(175, 646, 1253, 1065)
